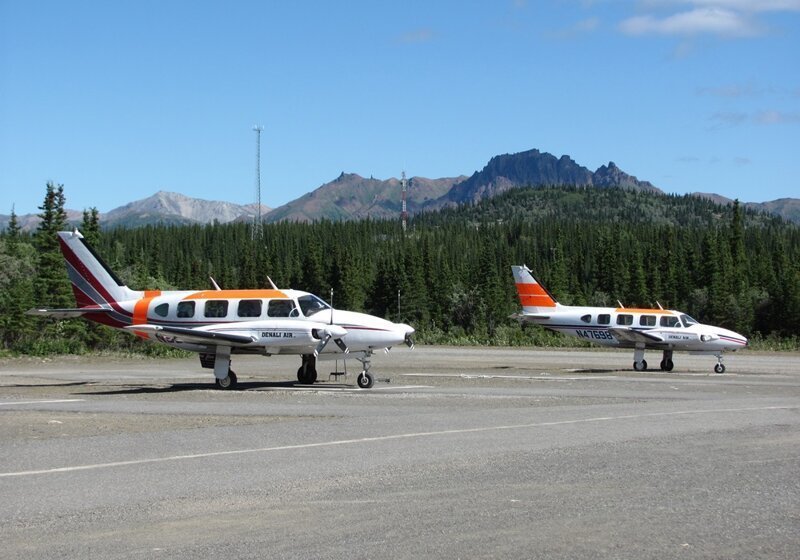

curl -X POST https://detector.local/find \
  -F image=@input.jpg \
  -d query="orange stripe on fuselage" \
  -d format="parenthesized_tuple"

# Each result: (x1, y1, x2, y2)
(515, 283, 556, 308)
(132, 290, 161, 338)
(183, 289, 289, 300)
(614, 308, 674, 315)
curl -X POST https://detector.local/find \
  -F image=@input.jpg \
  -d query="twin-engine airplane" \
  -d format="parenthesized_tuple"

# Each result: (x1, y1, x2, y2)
(511, 265, 747, 373)
(28, 230, 415, 389)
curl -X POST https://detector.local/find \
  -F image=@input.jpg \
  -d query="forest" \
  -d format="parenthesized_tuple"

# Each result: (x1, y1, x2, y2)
(1, 181, 799, 355)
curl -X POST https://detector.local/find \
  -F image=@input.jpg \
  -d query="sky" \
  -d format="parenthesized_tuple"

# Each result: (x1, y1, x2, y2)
(1, 0, 798, 216)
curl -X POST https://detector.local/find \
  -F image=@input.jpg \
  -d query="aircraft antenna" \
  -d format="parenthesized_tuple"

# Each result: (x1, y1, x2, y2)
(252, 124, 264, 239)
(400, 171, 408, 233)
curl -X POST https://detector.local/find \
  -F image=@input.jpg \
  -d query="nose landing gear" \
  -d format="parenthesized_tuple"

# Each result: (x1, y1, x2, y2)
(714, 354, 726, 374)
(356, 351, 375, 388)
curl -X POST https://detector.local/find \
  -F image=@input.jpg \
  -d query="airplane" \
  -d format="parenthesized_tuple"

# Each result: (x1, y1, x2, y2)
(511, 265, 748, 373)
(27, 230, 415, 389)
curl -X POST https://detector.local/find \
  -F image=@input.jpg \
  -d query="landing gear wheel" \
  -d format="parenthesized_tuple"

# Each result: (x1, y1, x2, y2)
(714, 363, 725, 374)
(297, 366, 318, 384)
(215, 370, 237, 389)
(357, 372, 374, 389)
(633, 360, 647, 372)
(660, 359, 674, 372)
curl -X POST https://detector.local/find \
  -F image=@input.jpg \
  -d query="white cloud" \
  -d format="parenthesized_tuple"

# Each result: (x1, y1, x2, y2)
(618, 0, 800, 38)
(688, 0, 800, 12)
(709, 110, 800, 128)
(620, 7, 759, 36)
(755, 110, 800, 124)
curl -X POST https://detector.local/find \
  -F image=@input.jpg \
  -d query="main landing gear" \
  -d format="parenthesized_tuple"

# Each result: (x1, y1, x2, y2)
(201, 347, 239, 389)
(297, 355, 318, 384)
(630, 348, 727, 374)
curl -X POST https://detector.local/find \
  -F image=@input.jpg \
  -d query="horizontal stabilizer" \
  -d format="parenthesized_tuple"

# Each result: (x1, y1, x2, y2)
(509, 312, 551, 322)
(125, 324, 257, 346)
(26, 307, 114, 319)
(608, 327, 664, 345)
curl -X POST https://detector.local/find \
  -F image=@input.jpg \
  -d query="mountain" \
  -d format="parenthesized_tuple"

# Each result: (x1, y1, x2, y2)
(264, 149, 661, 222)
(103, 191, 270, 228)
(0, 191, 270, 231)
(2, 149, 797, 230)
(435, 149, 659, 207)
(265, 173, 464, 223)
(693, 193, 800, 224)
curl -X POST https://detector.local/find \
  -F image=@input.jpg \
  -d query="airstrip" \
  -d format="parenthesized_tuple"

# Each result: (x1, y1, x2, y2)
(1, 347, 798, 559)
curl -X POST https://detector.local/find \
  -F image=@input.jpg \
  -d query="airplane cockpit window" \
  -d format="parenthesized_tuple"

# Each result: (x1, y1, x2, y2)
(660, 316, 680, 328)
(598, 314, 611, 325)
(237, 299, 262, 318)
(581, 314, 592, 324)
(267, 299, 296, 318)
(616, 314, 633, 326)
(177, 301, 195, 318)
(639, 315, 656, 327)
(680, 314, 698, 327)
(204, 300, 228, 318)
(154, 303, 169, 318)
(298, 294, 331, 317)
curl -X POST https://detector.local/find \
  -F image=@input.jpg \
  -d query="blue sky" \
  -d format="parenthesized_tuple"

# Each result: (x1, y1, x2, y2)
(1, 0, 798, 215)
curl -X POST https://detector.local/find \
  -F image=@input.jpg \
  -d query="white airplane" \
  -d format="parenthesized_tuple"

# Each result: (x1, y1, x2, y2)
(28, 230, 415, 389)
(511, 265, 748, 373)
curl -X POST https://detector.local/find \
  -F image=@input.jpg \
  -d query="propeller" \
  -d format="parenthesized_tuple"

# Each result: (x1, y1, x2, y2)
(405, 333, 415, 349)
(312, 326, 349, 357)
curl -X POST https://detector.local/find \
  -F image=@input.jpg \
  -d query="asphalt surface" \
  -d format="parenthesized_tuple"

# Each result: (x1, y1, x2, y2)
(1, 346, 798, 559)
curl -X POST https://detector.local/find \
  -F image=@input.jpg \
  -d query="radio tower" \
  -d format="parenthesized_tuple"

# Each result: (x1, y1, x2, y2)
(400, 171, 408, 233)
(252, 125, 264, 239)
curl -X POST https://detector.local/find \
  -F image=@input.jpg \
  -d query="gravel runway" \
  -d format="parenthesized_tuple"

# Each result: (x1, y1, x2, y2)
(1, 346, 798, 559)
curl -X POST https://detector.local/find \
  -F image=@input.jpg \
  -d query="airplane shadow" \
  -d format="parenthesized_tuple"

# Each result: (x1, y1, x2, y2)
(3, 381, 94, 388)
(85, 380, 302, 395)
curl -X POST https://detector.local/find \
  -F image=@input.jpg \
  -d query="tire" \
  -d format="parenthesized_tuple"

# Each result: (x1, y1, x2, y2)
(357, 372, 374, 389)
(714, 363, 725, 374)
(215, 370, 237, 389)
(633, 360, 647, 372)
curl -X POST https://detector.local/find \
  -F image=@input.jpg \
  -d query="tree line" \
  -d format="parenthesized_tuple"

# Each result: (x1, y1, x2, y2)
(1, 182, 798, 355)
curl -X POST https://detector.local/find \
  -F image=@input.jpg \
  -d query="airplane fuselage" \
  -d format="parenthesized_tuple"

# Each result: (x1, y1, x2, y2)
(88, 288, 412, 356)
(525, 306, 747, 354)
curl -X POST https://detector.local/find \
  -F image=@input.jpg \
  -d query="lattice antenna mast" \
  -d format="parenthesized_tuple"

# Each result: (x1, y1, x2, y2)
(252, 125, 264, 239)
(401, 171, 408, 233)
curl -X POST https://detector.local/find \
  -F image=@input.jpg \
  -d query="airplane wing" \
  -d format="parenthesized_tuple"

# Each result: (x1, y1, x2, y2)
(608, 327, 666, 345)
(126, 324, 257, 346)
(26, 307, 114, 319)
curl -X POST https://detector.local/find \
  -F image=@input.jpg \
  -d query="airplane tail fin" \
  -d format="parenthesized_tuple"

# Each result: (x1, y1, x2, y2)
(57, 230, 141, 308)
(511, 265, 559, 314)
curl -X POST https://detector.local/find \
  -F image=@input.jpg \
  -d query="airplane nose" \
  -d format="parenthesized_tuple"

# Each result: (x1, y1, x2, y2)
(399, 324, 415, 348)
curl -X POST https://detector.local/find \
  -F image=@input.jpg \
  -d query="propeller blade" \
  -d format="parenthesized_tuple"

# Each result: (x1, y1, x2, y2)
(314, 333, 332, 357)
(334, 338, 349, 354)
(405, 334, 415, 349)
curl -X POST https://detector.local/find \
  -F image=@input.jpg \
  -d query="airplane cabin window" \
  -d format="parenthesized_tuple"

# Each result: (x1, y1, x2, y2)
(237, 299, 262, 318)
(680, 314, 698, 327)
(154, 303, 169, 318)
(616, 314, 633, 326)
(267, 299, 296, 318)
(660, 316, 680, 328)
(639, 315, 656, 326)
(177, 301, 195, 318)
(204, 300, 228, 318)
(598, 314, 611, 325)
(581, 314, 592, 324)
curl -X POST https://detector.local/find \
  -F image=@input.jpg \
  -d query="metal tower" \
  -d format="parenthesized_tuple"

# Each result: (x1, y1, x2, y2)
(401, 171, 408, 232)
(252, 125, 264, 239)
